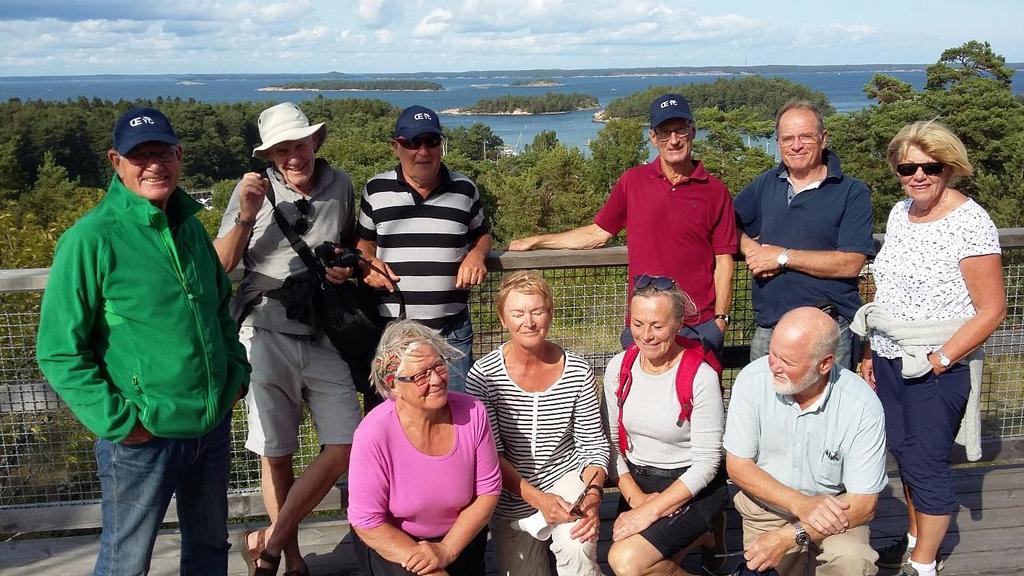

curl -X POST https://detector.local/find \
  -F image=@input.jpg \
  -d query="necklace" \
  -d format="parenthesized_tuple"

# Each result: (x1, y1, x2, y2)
(639, 349, 681, 374)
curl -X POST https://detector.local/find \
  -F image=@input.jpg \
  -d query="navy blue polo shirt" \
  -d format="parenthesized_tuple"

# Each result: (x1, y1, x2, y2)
(734, 150, 874, 327)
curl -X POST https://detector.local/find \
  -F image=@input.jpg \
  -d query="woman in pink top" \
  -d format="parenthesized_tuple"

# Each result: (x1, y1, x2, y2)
(347, 319, 501, 576)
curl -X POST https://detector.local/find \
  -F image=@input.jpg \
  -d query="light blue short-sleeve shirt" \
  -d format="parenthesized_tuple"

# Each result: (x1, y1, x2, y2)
(724, 356, 887, 497)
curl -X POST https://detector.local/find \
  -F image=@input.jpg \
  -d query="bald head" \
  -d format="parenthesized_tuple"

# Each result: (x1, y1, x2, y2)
(774, 307, 840, 363)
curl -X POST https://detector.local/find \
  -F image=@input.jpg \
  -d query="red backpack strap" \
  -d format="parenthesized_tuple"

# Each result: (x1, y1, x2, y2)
(673, 335, 718, 426)
(615, 344, 641, 456)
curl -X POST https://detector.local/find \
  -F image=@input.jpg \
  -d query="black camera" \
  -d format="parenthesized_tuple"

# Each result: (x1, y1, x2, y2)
(314, 242, 362, 269)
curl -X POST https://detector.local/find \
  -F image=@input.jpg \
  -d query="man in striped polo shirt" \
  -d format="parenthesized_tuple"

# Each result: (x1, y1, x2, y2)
(357, 105, 491, 392)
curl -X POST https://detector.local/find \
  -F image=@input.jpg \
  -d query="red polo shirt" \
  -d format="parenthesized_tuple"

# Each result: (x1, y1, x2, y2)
(594, 157, 737, 324)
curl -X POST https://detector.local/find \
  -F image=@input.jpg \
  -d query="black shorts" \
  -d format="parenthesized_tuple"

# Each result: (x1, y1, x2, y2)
(618, 461, 729, 559)
(352, 526, 488, 576)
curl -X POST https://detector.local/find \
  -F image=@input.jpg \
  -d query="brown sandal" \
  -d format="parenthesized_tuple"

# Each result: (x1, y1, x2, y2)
(236, 528, 267, 576)
(253, 549, 281, 576)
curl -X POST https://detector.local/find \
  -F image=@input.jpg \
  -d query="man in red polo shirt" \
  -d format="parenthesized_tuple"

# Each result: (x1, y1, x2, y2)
(509, 94, 737, 357)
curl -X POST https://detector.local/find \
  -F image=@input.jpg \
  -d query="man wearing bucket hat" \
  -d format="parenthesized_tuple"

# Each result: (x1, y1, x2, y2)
(509, 93, 737, 361)
(215, 102, 361, 576)
(356, 105, 492, 392)
(37, 107, 249, 574)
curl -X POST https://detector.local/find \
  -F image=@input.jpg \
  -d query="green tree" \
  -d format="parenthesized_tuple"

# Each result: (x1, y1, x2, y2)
(0, 136, 27, 201)
(925, 40, 1014, 90)
(17, 152, 79, 227)
(864, 74, 915, 104)
(587, 119, 647, 194)
(445, 123, 505, 161)
(527, 130, 558, 153)
(828, 41, 1024, 229)
(693, 107, 776, 194)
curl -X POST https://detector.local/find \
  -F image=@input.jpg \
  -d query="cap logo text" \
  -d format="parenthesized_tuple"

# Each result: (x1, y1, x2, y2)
(660, 100, 677, 109)
(129, 116, 156, 127)
(413, 112, 433, 121)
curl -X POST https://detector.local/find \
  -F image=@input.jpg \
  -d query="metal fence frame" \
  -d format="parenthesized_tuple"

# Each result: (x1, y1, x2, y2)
(3, 230, 1024, 533)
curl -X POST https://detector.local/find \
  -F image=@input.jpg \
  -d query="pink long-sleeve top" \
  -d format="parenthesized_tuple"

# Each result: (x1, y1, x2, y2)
(347, 392, 502, 539)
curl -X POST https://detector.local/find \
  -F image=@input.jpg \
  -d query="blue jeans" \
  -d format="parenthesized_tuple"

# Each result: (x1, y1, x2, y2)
(94, 414, 232, 576)
(441, 311, 474, 393)
(749, 316, 854, 371)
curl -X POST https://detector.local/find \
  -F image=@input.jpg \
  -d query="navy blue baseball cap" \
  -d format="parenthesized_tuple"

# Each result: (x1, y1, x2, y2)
(394, 105, 443, 140)
(649, 94, 694, 128)
(113, 107, 179, 155)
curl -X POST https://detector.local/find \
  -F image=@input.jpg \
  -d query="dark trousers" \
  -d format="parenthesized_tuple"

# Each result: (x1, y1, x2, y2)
(873, 353, 970, 515)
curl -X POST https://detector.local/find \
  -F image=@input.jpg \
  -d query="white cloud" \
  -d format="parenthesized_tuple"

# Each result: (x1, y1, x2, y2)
(357, 0, 396, 27)
(281, 25, 330, 46)
(412, 9, 453, 38)
(827, 23, 878, 41)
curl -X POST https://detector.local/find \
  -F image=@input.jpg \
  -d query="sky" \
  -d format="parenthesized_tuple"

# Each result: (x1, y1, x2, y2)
(1, 0, 1021, 76)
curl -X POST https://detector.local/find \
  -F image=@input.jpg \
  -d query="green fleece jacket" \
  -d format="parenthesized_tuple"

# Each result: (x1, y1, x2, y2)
(36, 175, 249, 442)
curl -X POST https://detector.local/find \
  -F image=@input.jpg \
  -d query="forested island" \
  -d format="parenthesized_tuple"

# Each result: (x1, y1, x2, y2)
(260, 79, 443, 91)
(1, 41, 1021, 273)
(444, 92, 599, 115)
(510, 78, 563, 87)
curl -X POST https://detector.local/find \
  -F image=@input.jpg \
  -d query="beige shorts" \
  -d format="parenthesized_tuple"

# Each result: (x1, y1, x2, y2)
(240, 326, 361, 457)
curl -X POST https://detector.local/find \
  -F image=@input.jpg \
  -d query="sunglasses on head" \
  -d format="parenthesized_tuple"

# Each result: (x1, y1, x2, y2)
(634, 274, 676, 291)
(896, 162, 944, 177)
(395, 134, 443, 150)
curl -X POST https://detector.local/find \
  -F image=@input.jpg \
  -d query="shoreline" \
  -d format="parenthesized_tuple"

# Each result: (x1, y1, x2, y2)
(257, 87, 441, 92)
(441, 106, 600, 116)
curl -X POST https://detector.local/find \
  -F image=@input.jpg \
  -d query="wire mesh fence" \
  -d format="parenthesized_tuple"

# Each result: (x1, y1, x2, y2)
(2, 241, 1023, 527)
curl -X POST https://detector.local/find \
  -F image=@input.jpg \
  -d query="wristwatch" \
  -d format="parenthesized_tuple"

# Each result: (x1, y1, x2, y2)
(930, 348, 952, 368)
(793, 522, 811, 546)
(714, 314, 732, 325)
(777, 248, 791, 269)
(234, 214, 256, 228)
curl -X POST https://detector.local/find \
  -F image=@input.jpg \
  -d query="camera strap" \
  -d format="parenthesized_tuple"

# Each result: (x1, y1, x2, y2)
(264, 179, 328, 284)
(263, 175, 407, 319)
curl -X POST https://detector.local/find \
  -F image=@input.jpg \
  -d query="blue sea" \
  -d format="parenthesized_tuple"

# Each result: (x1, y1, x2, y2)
(2, 70, 1022, 151)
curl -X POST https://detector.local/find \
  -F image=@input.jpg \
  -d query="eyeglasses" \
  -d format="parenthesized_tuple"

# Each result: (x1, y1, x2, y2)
(289, 198, 315, 235)
(123, 147, 178, 166)
(896, 162, 944, 177)
(395, 360, 448, 386)
(778, 133, 822, 148)
(653, 125, 692, 142)
(634, 274, 676, 291)
(395, 134, 443, 150)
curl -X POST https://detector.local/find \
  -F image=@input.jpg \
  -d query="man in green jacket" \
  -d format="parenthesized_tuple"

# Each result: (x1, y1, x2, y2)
(36, 107, 249, 576)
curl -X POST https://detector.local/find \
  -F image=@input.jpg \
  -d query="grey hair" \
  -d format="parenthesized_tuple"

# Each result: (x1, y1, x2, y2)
(775, 99, 826, 135)
(630, 282, 699, 324)
(809, 319, 841, 363)
(370, 319, 463, 399)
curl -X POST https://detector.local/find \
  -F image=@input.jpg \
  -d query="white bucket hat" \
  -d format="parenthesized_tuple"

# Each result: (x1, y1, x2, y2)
(252, 102, 327, 159)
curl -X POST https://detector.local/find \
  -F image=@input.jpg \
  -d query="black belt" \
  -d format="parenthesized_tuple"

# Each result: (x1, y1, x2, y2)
(626, 460, 689, 479)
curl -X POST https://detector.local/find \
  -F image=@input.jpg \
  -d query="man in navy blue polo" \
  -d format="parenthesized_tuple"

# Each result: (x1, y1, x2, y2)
(735, 99, 875, 370)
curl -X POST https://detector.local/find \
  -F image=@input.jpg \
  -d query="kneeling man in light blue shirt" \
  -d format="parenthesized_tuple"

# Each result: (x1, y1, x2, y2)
(724, 307, 887, 575)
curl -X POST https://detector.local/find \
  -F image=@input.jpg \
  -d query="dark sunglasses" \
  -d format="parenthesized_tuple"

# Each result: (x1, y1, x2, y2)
(569, 471, 600, 518)
(896, 162, 944, 177)
(395, 134, 443, 150)
(634, 274, 676, 291)
(291, 198, 315, 235)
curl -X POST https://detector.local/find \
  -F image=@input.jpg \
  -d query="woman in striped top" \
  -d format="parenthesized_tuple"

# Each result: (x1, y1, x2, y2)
(466, 271, 609, 576)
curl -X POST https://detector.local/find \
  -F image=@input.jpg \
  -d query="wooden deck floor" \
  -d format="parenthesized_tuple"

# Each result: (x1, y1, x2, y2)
(4, 464, 1023, 575)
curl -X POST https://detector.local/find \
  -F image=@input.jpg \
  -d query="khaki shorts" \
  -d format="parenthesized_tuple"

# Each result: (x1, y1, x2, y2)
(240, 326, 361, 457)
